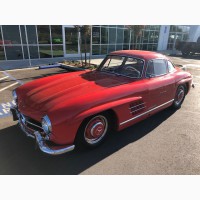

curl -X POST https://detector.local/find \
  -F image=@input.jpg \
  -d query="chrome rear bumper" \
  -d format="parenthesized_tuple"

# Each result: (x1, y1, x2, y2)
(10, 106, 75, 155)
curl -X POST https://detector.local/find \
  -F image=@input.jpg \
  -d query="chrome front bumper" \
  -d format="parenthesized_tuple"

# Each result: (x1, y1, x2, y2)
(10, 106, 75, 155)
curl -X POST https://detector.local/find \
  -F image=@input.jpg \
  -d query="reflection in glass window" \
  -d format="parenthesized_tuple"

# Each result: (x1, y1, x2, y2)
(80, 30, 90, 53)
(109, 25, 117, 28)
(101, 45, 108, 54)
(92, 45, 100, 55)
(123, 29, 130, 44)
(5, 46, 23, 60)
(149, 32, 155, 43)
(109, 28, 116, 44)
(101, 27, 108, 44)
(0, 46, 5, 60)
(20, 25, 27, 44)
(117, 28, 123, 44)
(65, 28, 78, 54)
(39, 46, 52, 58)
(123, 44, 129, 50)
(108, 45, 115, 53)
(52, 45, 63, 57)
(92, 27, 100, 44)
(23, 45, 29, 59)
(29, 46, 39, 59)
(116, 44, 123, 50)
(37, 25, 50, 44)
(0, 28, 2, 41)
(167, 61, 176, 73)
(2, 25, 21, 44)
(26, 25, 38, 44)
(146, 59, 167, 77)
(51, 26, 63, 44)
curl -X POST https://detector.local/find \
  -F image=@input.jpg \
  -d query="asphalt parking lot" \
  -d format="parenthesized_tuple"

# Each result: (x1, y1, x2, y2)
(0, 56, 200, 175)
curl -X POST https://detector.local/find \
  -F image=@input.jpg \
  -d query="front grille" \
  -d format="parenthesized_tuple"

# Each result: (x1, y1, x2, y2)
(19, 112, 44, 133)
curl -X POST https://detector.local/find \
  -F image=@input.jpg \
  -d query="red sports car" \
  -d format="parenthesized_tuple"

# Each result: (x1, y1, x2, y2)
(10, 50, 193, 155)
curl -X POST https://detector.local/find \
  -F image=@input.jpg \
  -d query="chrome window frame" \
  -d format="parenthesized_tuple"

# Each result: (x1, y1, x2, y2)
(167, 60, 176, 73)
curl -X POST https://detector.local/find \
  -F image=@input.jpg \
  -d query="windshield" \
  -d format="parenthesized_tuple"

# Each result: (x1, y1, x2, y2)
(99, 55, 144, 78)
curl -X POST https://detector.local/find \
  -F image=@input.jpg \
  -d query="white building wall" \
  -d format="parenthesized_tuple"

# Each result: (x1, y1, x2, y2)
(157, 25, 170, 51)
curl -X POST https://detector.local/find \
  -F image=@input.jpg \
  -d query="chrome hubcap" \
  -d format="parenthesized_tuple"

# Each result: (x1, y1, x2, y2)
(84, 115, 108, 144)
(175, 88, 184, 105)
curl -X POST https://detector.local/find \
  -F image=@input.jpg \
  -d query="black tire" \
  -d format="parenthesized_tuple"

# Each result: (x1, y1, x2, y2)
(75, 113, 111, 149)
(172, 85, 186, 109)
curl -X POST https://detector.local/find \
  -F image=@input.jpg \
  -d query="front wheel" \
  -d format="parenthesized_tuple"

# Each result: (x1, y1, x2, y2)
(76, 114, 110, 148)
(172, 85, 186, 109)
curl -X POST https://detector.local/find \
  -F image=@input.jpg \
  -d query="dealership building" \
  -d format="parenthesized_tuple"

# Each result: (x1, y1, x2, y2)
(0, 25, 200, 65)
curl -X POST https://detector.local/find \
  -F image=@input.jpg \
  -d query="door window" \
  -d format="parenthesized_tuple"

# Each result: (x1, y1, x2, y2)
(146, 59, 167, 77)
(167, 60, 176, 73)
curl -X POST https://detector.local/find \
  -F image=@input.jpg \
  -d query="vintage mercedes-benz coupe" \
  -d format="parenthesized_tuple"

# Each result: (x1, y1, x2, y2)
(11, 50, 193, 155)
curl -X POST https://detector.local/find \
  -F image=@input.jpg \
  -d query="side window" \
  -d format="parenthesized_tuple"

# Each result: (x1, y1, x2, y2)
(167, 60, 176, 73)
(146, 59, 167, 77)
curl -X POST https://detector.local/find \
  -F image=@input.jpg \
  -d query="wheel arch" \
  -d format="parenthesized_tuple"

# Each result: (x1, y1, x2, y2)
(75, 96, 142, 133)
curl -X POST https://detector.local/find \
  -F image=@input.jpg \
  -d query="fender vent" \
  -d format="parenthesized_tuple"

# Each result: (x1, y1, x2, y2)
(129, 100, 146, 115)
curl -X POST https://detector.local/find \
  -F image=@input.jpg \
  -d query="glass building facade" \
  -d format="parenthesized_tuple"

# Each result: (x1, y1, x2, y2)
(0, 25, 195, 61)
(167, 25, 190, 50)
(92, 25, 161, 55)
(0, 25, 63, 60)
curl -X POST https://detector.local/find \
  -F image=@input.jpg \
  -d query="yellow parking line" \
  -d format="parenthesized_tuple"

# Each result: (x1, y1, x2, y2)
(0, 82, 19, 92)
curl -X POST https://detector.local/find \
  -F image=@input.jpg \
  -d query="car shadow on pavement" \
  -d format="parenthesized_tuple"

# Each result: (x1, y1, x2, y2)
(0, 107, 176, 175)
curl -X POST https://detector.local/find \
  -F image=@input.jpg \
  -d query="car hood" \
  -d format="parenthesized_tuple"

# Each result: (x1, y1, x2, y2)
(17, 71, 131, 117)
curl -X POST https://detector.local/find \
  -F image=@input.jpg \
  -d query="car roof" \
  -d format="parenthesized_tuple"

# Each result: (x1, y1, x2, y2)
(109, 50, 168, 60)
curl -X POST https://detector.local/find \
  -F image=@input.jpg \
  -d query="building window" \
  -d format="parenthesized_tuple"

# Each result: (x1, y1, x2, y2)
(0, 47, 5, 60)
(29, 46, 39, 59)
(2, 25, 21, 44)
(37, 25, 51, 44)
(92, 45, 100, 55)
(52, 45, 63, 57)
(109, 28, 116, 44)
(167, 25, 190, 50)
(92, 27, 100, 44)
(51, 25, 63, 44)
(101, 27, 108, 44)
(26, 25, 38, 44)
(5, 46, 23, 60)
(39, 45, 52, 58)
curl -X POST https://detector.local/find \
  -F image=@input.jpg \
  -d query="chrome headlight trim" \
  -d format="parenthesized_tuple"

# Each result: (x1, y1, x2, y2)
(42, 115, 52, 135)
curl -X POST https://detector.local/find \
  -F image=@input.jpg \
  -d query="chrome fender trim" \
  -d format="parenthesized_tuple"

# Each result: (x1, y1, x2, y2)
(120, 99, 174, 126)
(34, 131, 75, 155)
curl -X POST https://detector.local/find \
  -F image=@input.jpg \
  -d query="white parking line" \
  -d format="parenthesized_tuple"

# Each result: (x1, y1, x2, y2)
(0, 67, 38, 73)
(2, 71, 23, 85)
(0, 76, 9, 81)
(0, 82, 19, 92)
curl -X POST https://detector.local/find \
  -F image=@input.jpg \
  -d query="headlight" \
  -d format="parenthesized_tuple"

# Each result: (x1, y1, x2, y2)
(12, 90, 17, 101)
(42, 115, 52, 136)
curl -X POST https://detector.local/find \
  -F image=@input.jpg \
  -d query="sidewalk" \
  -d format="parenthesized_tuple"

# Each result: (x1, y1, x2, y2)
(0, 50, 182, 71)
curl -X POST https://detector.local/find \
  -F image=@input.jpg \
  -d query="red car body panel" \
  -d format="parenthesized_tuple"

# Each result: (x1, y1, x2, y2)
(15, 50, 192, 145)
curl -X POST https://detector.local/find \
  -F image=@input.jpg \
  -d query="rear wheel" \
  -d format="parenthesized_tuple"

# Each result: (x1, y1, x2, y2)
(172, 85, 186, 109)
(76, 113, 110, 148)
